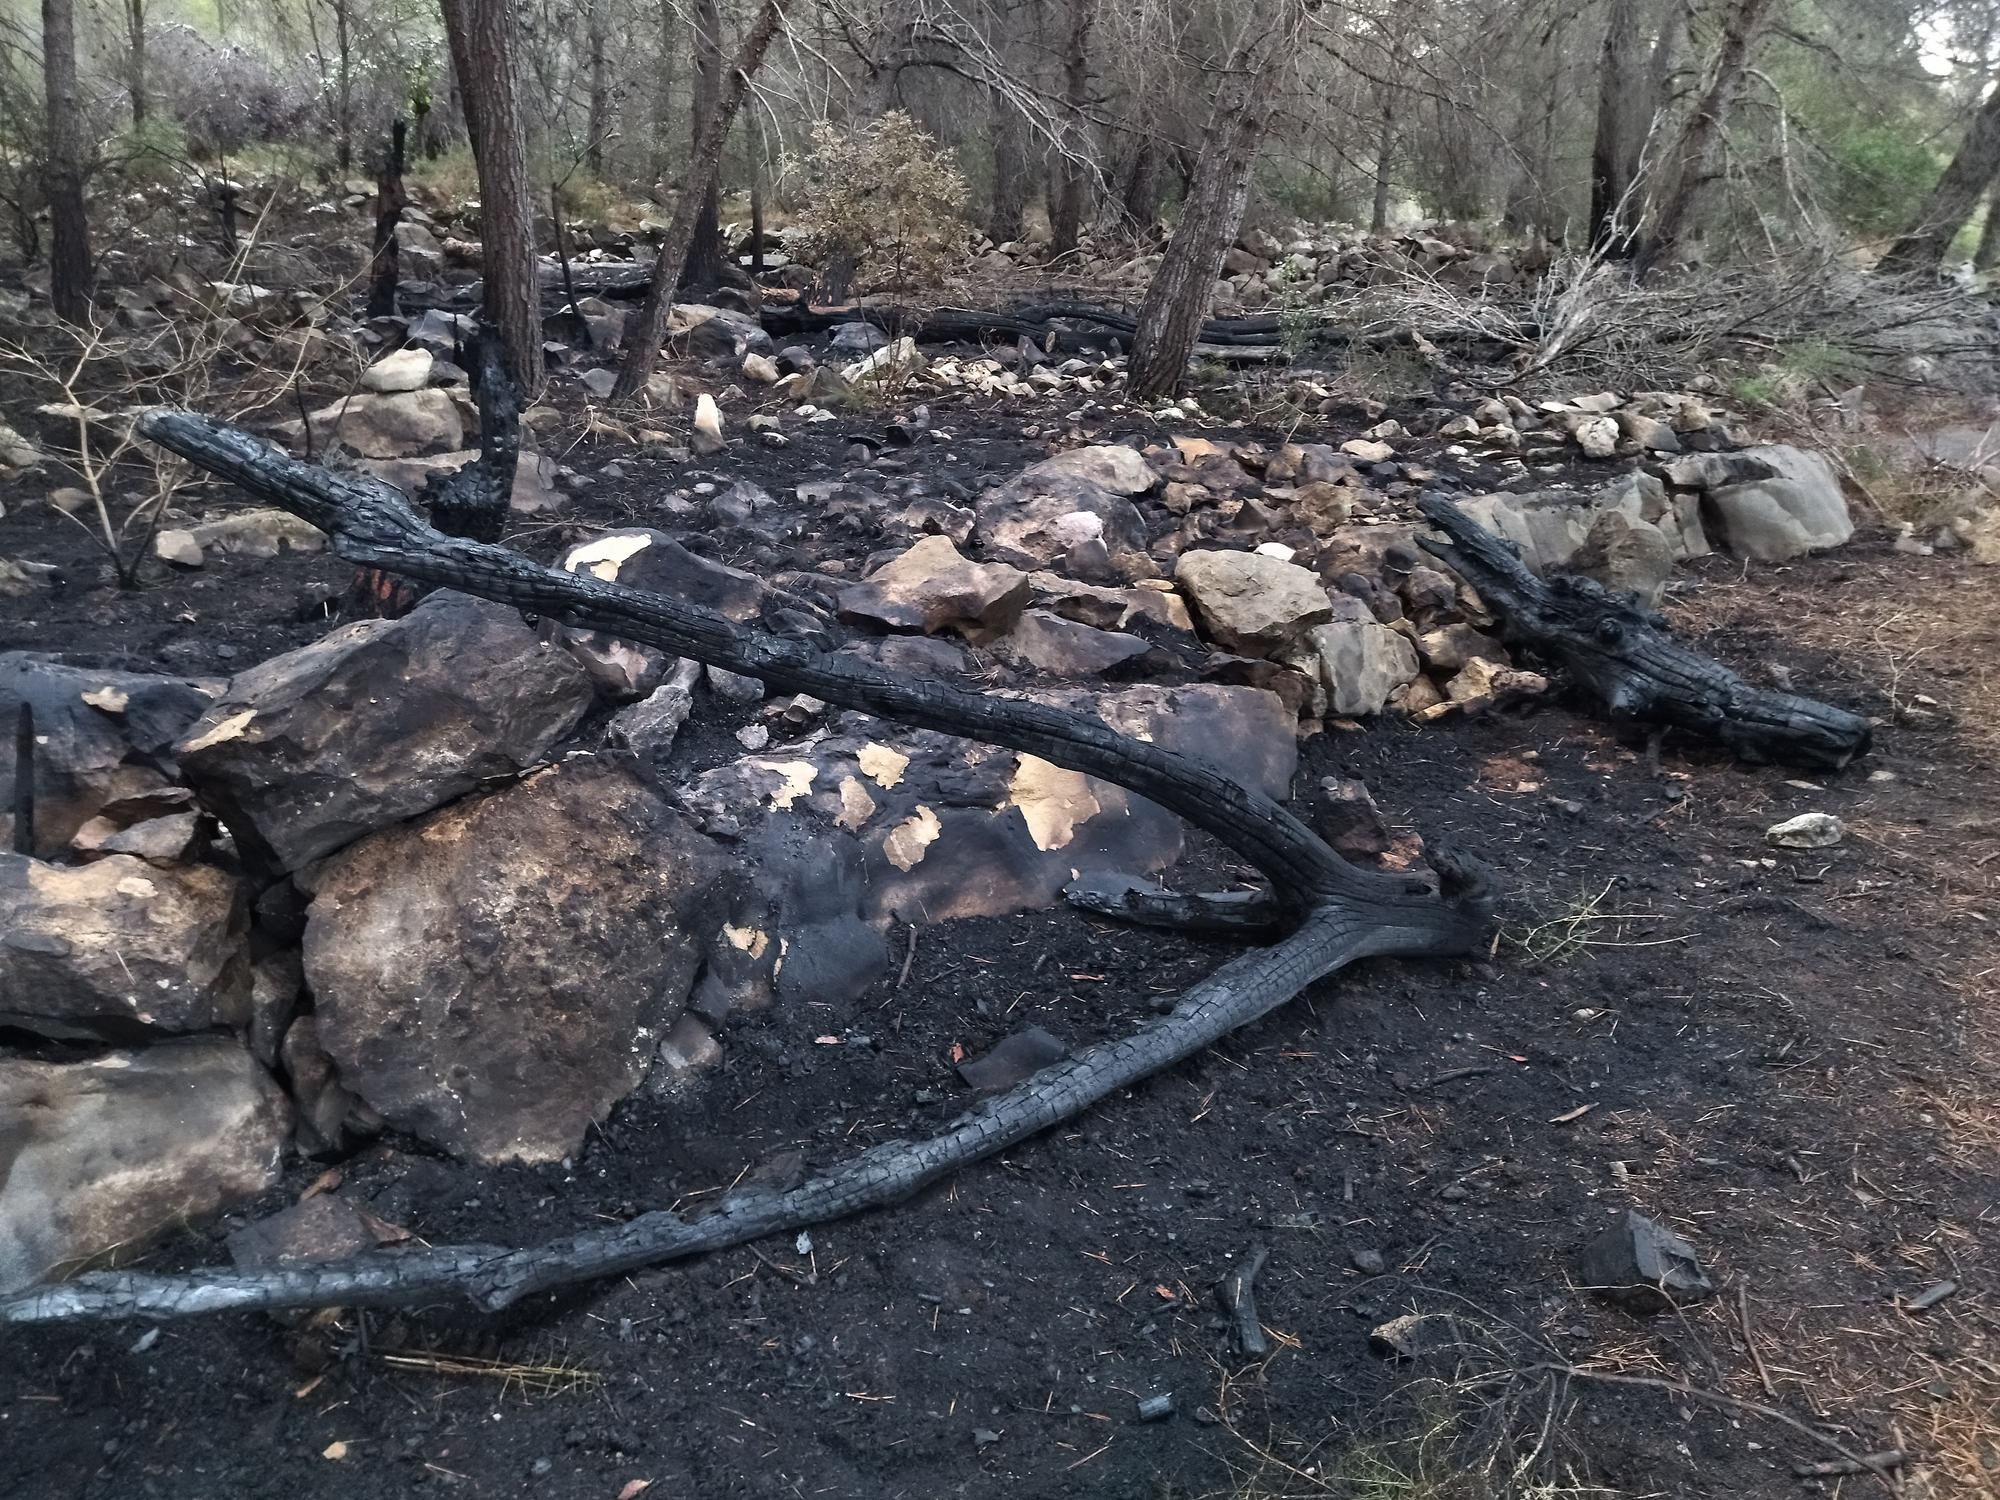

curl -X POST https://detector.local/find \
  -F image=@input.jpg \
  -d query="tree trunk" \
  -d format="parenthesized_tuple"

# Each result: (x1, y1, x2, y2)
(440, 0, 544, 391)
(680, 0, 727, 292)
(126, 0, 147, 127)
(1128, 72, 1273, 400)
(334, 0, 354, 171)
(985, 88, 1027, 245)
(1973, 177, 2000, 270)
(586, 0, 610, 176)
(1370, 92, 1395, 233)
(367, 118, 407, 319)
(1634, 0, 1775, 275)
(1589, 0, 1642, 252)
(612, 0, 787, 399)
(41, 0, 92, 324)
(1115, 139, 1166, 235)
(1047, 0, 1093, 256)
(1877, 84, 2000, 277)
(651, 0, 680, 189)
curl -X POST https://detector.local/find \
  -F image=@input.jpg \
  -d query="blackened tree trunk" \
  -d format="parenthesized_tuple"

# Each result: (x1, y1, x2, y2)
(1589, 0, 1642, 252)
(125, 0, 147, 127)
(441, 0, 544, 390)
(1877, 84, 2000, 277)
(651, 0, 680, 188)
(681, 0, 727, 291)
(42, 0, 92, 324)
(585, 0, 610, 176)
(367, 119, 407, 319)
(1634, 0, 1775, 276)
(333, 0, 354, 171)
(1128, 62, 1276, 399)
(612, 0, 787, 398)
(1047, 0, 1093, 256)
(986, 88, 1028, 245)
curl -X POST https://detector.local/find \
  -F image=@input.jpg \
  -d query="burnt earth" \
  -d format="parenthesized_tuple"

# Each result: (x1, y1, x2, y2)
(1, 397, 1995, 1500)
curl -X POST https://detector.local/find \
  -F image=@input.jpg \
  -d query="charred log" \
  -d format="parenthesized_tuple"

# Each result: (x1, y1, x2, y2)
(416, 328, 520, 545)
(0, 411, 1490, 1327)
(1416, 493, 1872, 769)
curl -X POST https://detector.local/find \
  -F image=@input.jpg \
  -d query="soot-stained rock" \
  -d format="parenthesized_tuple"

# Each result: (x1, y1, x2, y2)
(0, 654, 220, 857)
(0, 1037, 290, 1294)
(0, 851, 251, 1041)
(176, 590, 593, 874)
(303, 757, 723, 1165)
(681, 684, 1295, 1016)
(975, 448, 1156, 576)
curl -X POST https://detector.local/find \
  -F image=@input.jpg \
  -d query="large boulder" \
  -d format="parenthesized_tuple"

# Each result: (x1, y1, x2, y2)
(1706, 444, 1853, 560)
(1174, 549, 1333, 657)
(0, 852, 251, 1041)
(176, 591, 593, 874)
(838, 535, 1031, 638)
(0, 1038, 290, 1294)
(667, 302, 772, 358)
(1569, 507, 1675, 606)
(0, 654, 219, 857)
(303, 757, 722, 1164)
(281, 388, 464, 459)
(681, 684, 1295, 1017)
(976, 448, 1155, 574)
(1452, 471, 1704, 578)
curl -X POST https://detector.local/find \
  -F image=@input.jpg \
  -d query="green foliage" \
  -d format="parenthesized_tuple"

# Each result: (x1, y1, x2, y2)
(409, 144, 482, 206)
(1820, 122, 1943, 239)
(791, 112, 970, 297)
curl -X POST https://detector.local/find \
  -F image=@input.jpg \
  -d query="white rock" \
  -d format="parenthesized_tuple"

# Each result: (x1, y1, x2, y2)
(359, 347, 434, 394)
(1766, 812, 1845, 849)
(692, 394, 725, 456)
(742, 351, 780, 384)
(154, 529, 205, 568)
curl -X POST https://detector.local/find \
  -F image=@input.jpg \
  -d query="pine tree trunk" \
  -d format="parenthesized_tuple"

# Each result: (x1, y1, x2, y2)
(985, 89, 1027, 245)
(680, 0, 727, 291)
(1370, 94, 1395, 233)
(1116, 139, 1166, 235)
(1877, 85, 2000, 277)
(334, 0, 354, 171)
(651, 0, 679, 189)
(440, 0, 544, 390)
(1127, 78, 1270, 400)
(1048, 0, 1093, 255)
(367, 118, 407, 320)
(1589, 0, 1641, 252)
(586, 0, 610, 176)
(612, 0, 787, 399)
(126, 0, 147, 127)
(1635, 0, 1775, 275)
(41, 0, 92, 324)
(1973, 178, 2000, 270)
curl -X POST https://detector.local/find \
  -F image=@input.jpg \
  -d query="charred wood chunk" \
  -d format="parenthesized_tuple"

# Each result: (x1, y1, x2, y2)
(419, 329, 520, 545)
(1415, 493, 1871, 770)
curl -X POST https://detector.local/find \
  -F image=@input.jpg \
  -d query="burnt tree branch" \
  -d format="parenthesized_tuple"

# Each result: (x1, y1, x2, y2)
(0, 412, 1489, 1327)
(1416, 493, 1871, 769)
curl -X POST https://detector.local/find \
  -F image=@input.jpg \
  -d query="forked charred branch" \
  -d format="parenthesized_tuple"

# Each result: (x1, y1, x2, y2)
(0, 412, 1489, 1327)
(1416, 494, 1871, 770)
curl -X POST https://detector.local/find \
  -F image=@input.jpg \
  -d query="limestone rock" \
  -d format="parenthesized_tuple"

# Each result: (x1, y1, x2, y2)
(1568, 507, 1675, 606)
(991, 609, 1159, 677)
(1572, 414, 1619, 459)
(176, 590, 593, 874)
(1707, 444, 1853, 560)
(667, 302, 772, 358)
(0, 851, 251, 1041)
(1300, 620, 1421, 717)
(361, 447, 563, 517)
(838, 535, 1030, 638)
(304, 758, 722, 1164)
(283, 388, 464, 459)
(1174, 549, 1332, 657)
(188, 508, 327, 558)
(692, 393, 725, 455)
(359, 347, 434, 394)
(0, 1038, 290, 1294)
(154, 528, 204, 567)
(0, 653, 219, 858)
(976, 450, 1155, 575)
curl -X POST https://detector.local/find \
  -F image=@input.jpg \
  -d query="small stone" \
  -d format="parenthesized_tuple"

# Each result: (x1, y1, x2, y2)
(154, 529, 204, 568)
(734, 723, 770, 750)
(1350, 1246, 1386, 1275)
(1135, 1392, 1175, 1423)
(359, 347, 433, 394)
(1765, 811, 1844, 849)
(1341, 439, 1394, 464)
(691, 394, 725, 456)
(1575, 1209, 1713, 1314)
(742, 351, 780, 384)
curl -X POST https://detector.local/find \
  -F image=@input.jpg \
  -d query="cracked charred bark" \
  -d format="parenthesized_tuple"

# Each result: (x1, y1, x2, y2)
(0, 412, 1489, 1327)
(1416, 494, 1871, 769)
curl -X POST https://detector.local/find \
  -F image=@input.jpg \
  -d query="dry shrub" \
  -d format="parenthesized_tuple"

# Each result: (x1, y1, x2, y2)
(790, 111, 969, 300)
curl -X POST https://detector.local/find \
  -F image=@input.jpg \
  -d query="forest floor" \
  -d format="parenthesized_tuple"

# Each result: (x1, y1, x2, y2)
(1, 390, 1996, 1500)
